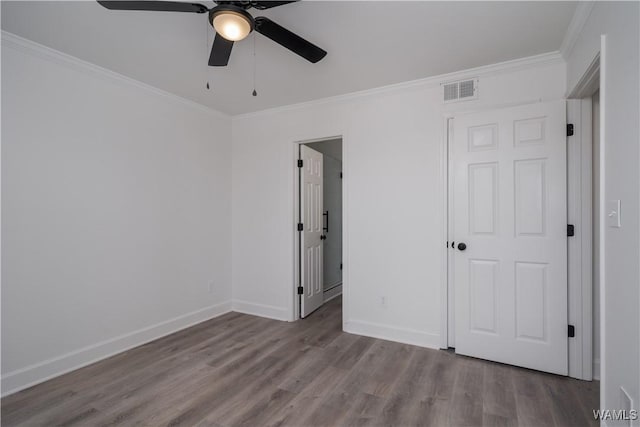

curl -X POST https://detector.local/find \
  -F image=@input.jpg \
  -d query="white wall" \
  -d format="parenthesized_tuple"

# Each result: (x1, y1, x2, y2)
(1, 34, 233, 395)
(231, 57, 566, 346)
(565, 1, 640, 415)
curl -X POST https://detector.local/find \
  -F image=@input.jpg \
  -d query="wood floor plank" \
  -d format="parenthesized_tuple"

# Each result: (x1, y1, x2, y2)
(226, 388, 297, 427)
(277, 347, 331, 394)
(543, 375, 597, 427)
(265, 366, 349, 427)
(482, 362, 518, 426)
(298, 389, 355, 427)
(512, 367, 557, 427)
(447, 356, 485, 427)
(1, 297, 599, 427)
(330, 335, 376, 371)
(337, 339, 414, 398)
(340, 392, 384, 426)
(377, 346, 440, 427)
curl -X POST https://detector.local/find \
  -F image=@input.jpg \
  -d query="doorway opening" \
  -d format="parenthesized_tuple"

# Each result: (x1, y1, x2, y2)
(296, 138, 343, 319)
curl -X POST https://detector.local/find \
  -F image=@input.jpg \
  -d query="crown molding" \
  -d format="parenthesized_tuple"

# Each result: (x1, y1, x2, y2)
(559, 1, 596, 59)
(2, 30, 565, 121)
(1, 31, 230, 120)
(233, 51, 564, 120)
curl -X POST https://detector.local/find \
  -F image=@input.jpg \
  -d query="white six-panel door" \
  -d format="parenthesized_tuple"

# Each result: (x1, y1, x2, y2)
(300, 145, 324, 318)
(452, 101, 568, 375)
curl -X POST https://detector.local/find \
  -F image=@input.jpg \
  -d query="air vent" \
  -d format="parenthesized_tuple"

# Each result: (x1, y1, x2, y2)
(442, 78, 478, 103)
(444, 83, 459, 102)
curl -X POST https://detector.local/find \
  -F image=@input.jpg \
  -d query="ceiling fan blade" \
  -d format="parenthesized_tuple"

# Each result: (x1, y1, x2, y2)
(97, 1, 208, 14)
(209, 33, 234, 66)
(254, 17, 326, 63)
(250, 1, 298, 10)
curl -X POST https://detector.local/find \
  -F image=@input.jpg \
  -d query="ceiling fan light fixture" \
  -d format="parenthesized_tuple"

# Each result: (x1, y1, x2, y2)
(210, 7, 254, 42)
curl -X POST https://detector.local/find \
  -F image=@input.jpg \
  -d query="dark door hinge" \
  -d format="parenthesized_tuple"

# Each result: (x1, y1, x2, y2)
(297, 223, 303, 231)
(567, 224, 575, 237)
(297, 286, 303, 295)
(340, 172, 343, 179)
(297, 159, 303, 168)
(340, 263, 343, 270)
(568, 324, 575, 337)
(567, 124, 574, 136)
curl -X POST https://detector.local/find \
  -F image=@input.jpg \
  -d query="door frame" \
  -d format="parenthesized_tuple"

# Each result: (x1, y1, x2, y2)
(440, 96, 597, 380)
(565, 48, 602, 384)
(291, 135, 346, 321)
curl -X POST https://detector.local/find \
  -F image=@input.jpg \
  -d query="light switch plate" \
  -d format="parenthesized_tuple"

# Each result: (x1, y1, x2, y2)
(607, 200, 621, 228)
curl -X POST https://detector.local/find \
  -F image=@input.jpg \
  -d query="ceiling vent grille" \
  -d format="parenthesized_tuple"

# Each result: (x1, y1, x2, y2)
(442, 78, 478, 103)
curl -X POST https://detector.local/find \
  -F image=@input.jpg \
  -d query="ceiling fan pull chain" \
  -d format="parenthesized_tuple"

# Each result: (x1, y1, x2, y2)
(205, 17, 211, 90)
(252, 32, 258, 97)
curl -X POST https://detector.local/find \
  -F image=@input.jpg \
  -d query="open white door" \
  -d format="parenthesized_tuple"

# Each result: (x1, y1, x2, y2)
(452, 100, 568, 375)
(300, 145, 324, 318)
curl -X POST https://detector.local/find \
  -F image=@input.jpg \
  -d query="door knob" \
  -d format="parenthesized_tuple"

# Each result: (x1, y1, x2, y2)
(320, 235, 326, 240)
(457, 242, 467, 251)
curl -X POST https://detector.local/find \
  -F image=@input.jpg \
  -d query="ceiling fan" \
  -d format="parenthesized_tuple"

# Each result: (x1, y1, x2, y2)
(97, 1, 327, 67)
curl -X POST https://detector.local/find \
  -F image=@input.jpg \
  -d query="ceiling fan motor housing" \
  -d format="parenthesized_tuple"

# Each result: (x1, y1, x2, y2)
(209, 4, 255, 33)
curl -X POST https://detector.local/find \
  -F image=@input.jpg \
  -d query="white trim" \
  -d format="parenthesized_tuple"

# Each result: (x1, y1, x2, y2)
(323, 284, 343, 303)
(1, 31, 229, 120)
(559, 1, 596, 59)
(568, 53, 601, 99)
(446, 98, 559, 118)
(232, 300, 289, 321)
(3, 29, 564, 122)
(567, 98, 594, 381)
(440, 116, 452, 349)
(598, 34, 607, 409)
(593, 358, 601, 380)
(1, 301, 232, 397)
(235, 52, 564, 120)
(293, 142, 301, 322)
(344, 320, 441, 349)
(579, 97, 595, 381)
(446, 117, 456, 349)
(342, 134, 350, 331)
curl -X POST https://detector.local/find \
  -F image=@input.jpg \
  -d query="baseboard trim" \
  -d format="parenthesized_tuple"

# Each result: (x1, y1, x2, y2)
(323, 281, 343, 292)
(1, 301, 232, 397)
(344, 319, 441, 349)
(323, 284, 343, 303)
(232, 300, 289, 321)
(593, 358, 601, 380)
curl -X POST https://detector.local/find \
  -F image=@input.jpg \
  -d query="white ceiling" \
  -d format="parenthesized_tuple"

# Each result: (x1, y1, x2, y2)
(2, 1, 577, 115)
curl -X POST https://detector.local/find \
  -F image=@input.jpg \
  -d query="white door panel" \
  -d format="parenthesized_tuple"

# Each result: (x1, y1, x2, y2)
(452, 101, 568, 375)
(301, 145, 323, 318)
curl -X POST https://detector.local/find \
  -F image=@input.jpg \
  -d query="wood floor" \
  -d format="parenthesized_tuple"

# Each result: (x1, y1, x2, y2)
(2, 296, 598, 427)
